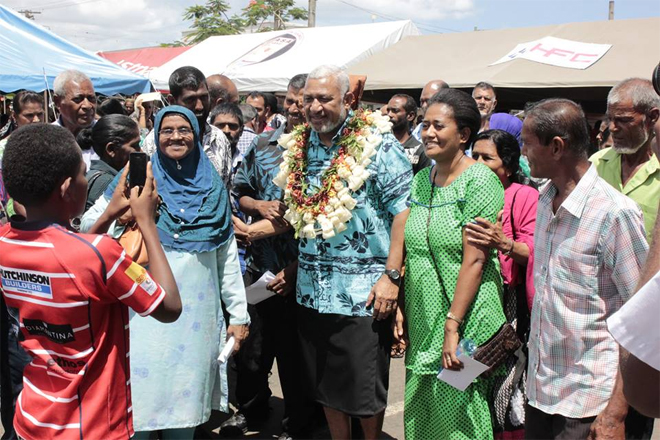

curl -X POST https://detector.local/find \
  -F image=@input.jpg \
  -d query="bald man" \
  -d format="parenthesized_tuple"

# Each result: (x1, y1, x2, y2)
(412, 79, 449, 141)
(207, 74, 240, 107)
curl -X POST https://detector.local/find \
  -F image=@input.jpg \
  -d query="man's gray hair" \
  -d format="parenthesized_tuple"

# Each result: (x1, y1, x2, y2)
(239, 103, 258, 122)
(53, 70, 92, 97)
(608, 78, 660, 114)
(307, 65, 350, 96)
(472, 81, 496, 97)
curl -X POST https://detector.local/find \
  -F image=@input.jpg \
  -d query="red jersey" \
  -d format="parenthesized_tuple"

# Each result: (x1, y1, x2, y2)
(0, 221, 166, 440)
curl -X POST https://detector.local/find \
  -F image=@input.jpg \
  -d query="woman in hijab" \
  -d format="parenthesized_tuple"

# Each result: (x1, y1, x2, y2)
(81, 106, 249, 439)
(468, 129, 538, 439)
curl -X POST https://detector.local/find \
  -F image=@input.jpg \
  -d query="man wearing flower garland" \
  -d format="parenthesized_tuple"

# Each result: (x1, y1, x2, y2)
(274, 65, 412, 439)
(227, 74, 314, 440)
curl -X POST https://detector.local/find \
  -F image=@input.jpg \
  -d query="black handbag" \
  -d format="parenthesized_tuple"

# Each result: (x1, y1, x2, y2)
(472, 322, 521, 377)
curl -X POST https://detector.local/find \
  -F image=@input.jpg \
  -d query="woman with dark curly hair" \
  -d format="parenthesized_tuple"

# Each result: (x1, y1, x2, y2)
(467, 129, 539, 439)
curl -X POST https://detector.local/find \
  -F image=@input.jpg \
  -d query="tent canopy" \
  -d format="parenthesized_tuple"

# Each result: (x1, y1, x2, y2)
(348, 18, 660, 91)
(99, 46, 191, 77)
(150, 20, 420, 92)
(0, 5, 151, 94)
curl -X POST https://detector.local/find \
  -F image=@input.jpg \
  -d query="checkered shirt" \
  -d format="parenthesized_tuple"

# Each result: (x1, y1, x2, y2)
(237, 127, 258, 157)
(527, 165, 648, 418)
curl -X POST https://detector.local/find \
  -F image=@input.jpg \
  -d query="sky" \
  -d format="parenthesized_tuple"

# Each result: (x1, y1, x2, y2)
(2, 0, 659, 52)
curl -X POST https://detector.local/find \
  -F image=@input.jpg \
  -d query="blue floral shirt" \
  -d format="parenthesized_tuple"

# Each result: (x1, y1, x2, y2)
(296, 118, 412, 316)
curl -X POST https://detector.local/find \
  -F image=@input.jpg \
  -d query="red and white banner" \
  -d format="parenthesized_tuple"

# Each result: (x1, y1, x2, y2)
(491, 36, 611, 70)
(98, 47, 191, 77)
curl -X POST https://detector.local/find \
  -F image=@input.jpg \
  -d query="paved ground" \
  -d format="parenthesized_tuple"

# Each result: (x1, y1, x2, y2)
(2, 357, 658, 439)
(202, 354, 660, 440)
(197, 357, 406, 439)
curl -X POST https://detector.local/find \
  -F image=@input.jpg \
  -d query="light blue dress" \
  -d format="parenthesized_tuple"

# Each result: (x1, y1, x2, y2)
(81, 195, 249, 430)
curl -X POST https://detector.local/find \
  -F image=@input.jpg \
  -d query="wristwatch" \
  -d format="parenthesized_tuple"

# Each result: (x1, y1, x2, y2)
(384, 268, 402, 285)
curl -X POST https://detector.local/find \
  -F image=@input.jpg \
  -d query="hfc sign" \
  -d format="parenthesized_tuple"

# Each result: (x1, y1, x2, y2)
(491, 36, 612, 70)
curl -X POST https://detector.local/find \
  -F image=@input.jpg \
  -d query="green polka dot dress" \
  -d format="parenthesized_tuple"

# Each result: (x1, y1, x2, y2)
(403, 164, 506, 440)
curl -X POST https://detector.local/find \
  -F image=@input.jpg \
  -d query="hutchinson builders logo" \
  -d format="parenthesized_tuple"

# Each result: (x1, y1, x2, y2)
(1, 269, 53, 299)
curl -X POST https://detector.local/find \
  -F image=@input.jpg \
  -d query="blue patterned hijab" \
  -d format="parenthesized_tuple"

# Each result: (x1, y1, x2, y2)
(106, 106, 233, 253)
(153, 106, 214, 223)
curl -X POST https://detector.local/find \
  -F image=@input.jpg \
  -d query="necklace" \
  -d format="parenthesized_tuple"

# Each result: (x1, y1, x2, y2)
(273, 109, 392, 239)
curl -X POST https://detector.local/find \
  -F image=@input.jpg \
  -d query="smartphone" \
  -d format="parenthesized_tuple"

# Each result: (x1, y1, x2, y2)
(129, 152, 148, 188)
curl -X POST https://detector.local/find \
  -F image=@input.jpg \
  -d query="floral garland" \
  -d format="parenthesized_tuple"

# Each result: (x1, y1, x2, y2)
(273, 109, 392, 239)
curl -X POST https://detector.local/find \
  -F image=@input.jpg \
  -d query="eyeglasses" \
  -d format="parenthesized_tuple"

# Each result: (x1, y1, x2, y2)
(159, 127, 193, 138)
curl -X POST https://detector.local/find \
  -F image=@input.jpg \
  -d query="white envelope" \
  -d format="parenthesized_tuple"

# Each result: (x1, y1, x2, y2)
(217, 336, 235, 364)
(245, 271, 276, 305)
(436, 354, 490, 391)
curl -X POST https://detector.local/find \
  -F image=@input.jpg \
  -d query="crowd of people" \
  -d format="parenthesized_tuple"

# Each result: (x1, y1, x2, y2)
(0, 60, 659, 440)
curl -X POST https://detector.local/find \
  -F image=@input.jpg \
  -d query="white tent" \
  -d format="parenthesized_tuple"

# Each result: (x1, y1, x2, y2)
(149, 21, 420, 92)
(347, 18, 660, 90)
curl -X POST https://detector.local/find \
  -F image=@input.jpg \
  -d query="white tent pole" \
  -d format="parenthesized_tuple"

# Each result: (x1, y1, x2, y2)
(43, 68, 57, 122)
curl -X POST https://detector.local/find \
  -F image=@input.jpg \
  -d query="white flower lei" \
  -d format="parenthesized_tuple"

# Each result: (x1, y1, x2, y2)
(273, 109, 392, 239)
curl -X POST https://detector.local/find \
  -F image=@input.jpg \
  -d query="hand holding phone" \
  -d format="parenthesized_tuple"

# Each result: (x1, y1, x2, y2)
(104, 166, 131, 221)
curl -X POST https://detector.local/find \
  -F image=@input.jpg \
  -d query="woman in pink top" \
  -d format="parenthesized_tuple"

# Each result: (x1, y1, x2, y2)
(466, 129, 539, 440)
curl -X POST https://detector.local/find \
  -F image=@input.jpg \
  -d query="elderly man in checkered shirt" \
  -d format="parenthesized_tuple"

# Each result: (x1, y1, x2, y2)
(521, 98, 651, 440)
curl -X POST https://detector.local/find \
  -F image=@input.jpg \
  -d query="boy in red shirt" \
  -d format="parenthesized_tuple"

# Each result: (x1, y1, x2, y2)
(0, 124, 181, 440)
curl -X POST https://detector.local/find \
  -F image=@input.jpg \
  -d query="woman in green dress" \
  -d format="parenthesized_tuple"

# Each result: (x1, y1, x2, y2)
(397, 89, 506, 439)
